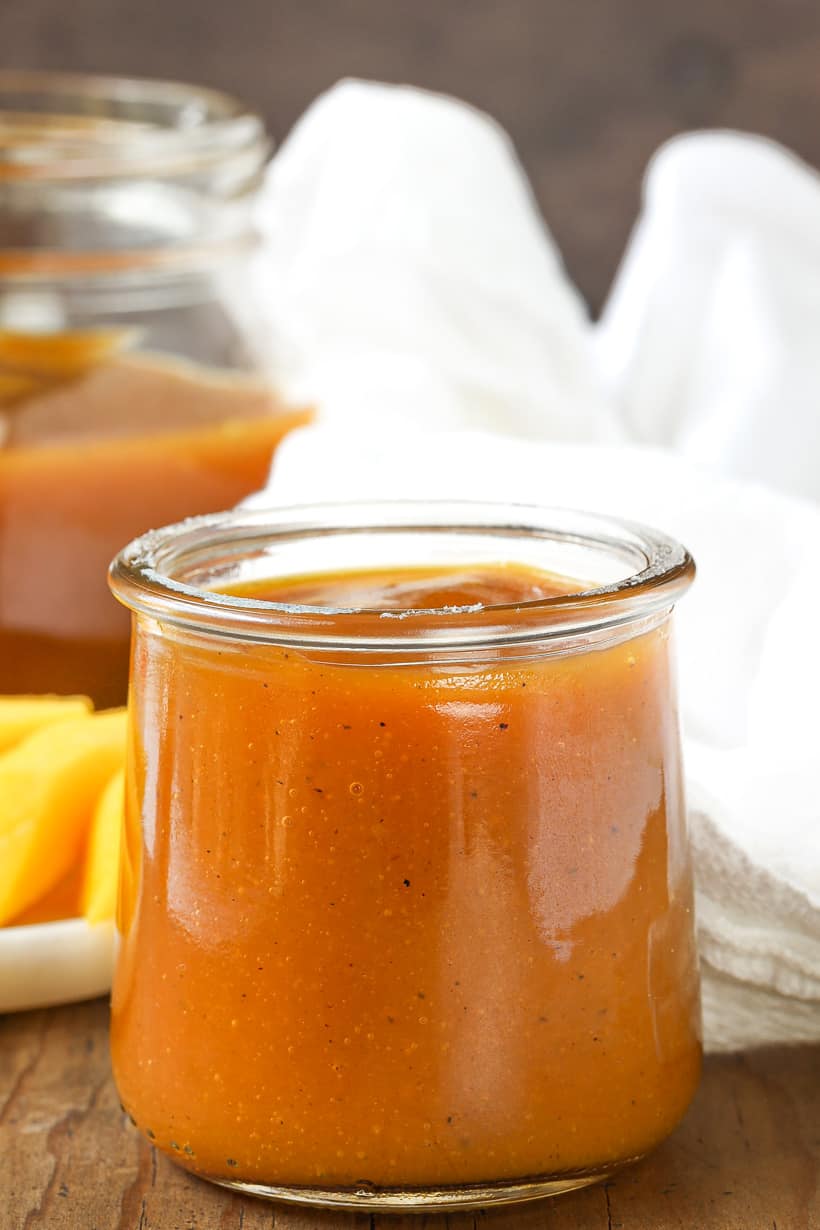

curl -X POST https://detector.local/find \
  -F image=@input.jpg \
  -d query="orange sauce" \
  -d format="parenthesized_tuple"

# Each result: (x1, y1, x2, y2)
(0, 343, 310, 705)
(111, 563, 701, 1190)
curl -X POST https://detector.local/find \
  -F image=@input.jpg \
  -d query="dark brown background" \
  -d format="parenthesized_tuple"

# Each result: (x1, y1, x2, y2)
(2, 0, 820, 310)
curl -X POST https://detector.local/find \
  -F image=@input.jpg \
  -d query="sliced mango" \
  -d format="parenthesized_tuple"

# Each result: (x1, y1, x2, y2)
(0, 694, 93, 754)
(7, 860, 84, 927)
(0, 709, 126, 925)
(82, 768, 124, 924)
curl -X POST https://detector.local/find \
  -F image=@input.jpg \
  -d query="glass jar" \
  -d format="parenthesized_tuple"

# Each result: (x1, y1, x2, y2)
(0, 71, 310, 707)
(109, 501, 701, 1212)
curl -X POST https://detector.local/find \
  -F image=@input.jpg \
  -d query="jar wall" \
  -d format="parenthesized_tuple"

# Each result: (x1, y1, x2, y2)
(111, 605, 701, 1205)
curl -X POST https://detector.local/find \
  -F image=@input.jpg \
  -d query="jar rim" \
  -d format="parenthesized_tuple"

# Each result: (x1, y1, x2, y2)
(109, 501, 695, 652)
(0, 69, 269, 182)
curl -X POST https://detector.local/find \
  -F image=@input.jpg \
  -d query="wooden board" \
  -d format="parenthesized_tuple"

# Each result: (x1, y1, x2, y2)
(1, 997, 818, 1228)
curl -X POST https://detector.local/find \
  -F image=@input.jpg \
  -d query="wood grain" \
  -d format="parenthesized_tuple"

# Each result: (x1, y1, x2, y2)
(4, 1, 820, 309)
(1, 998, 818, 1229)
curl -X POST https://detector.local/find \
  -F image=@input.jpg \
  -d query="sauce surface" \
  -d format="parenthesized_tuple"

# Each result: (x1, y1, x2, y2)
(0, 341, 310, 705)
(112, 562, 701, 1190)
(233, 561, 581, 610)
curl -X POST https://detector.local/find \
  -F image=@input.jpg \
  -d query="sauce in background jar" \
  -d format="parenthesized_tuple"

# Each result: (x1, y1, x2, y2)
(0, 72, 310, 705)
(109, 502, 701, 1211)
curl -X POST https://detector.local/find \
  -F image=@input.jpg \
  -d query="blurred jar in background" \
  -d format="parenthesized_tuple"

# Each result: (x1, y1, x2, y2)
(0, 71, 310, 707)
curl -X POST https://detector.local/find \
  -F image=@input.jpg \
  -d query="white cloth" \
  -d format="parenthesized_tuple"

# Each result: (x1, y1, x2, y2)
(252, 81, 820, 1052)
(253, 80, 614, 441)
(597, 131, 820, 502)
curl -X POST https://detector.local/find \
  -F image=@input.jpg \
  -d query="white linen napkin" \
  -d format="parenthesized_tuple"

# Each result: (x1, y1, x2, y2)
(597, 131, 820, 502)
(249, 81, 820, 1052)
(251, 80, 615, 441)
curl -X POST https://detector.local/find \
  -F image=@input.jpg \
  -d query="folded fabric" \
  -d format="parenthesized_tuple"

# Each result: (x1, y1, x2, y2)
(598, 131, 820, 502)
(250, 80, 820, 1051)
(253, 78, 614, 441)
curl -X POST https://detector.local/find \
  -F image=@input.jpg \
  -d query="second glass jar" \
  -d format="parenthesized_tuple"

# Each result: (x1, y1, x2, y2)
(0, 70, 310, 705)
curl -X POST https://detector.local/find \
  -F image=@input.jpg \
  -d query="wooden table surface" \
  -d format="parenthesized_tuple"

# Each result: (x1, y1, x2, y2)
(2, 998, 818, 1230)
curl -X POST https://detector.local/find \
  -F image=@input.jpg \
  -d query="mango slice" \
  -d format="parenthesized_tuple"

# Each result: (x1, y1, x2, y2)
(0, 694, 93, 754)
(0, 709, 126, 925)
(82, 768, 124, 924)
(8, 861, 84, 927)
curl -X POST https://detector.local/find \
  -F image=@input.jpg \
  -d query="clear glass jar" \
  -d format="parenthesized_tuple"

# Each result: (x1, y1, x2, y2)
(109, 501, 701, 1212)
(0, 71, 310, 706)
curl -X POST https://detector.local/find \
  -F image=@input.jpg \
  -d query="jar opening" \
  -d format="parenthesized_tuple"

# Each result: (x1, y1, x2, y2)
(109, 501, 694, 652)
(0, 70, 267, 182)
(0, 70, 269, 282)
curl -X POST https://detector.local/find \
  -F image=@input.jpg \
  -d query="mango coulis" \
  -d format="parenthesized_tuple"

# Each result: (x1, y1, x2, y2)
(111, 561, 701, 1191)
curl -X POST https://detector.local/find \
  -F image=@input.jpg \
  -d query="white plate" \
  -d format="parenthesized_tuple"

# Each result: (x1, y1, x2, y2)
(0, 917, 114, 1013)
